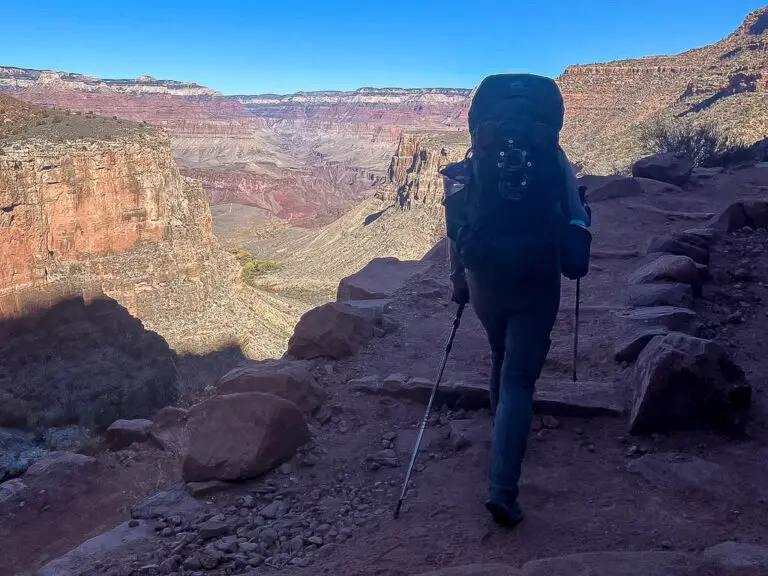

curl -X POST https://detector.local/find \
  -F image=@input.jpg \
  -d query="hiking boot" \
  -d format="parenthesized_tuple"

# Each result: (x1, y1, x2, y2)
(485, 499, 524, 528)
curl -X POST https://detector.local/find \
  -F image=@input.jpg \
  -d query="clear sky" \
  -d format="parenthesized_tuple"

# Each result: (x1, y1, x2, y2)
(2, 1, 765, 95)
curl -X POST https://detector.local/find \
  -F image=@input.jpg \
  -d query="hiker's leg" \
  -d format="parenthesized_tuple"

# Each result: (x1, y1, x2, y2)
(489, 296, 559, 507)
(467, 274, 506, 415)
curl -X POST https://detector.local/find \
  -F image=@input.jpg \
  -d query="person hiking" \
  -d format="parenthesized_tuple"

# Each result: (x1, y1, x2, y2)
(441, 74, 591, 528)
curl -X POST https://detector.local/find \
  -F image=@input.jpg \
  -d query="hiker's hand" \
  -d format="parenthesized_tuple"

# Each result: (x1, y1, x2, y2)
(451, 278, 470, 305)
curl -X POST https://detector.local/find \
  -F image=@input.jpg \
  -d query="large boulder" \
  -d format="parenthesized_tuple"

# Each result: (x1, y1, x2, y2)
(708, 202, 748, 232)
(286, 302, 376, 360)
(631, 153, 693, 186)
(337, 257, 432, 301)
(215, 359, 325, 415)
(742, 200, 768, 228)
(182, 392, 309, 482)
(627, 254, 701, 291)
(710, 200, 768, 232)
(630, 333, 751, 434)
(647, 234, 709, 264)
(627, 283, 694, 308)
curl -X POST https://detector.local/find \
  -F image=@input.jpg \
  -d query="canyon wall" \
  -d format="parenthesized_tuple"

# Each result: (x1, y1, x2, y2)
(0, 99, 303, 360)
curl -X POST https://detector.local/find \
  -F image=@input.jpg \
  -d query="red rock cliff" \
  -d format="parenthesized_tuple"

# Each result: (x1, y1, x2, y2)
(0, 98, 301, 358)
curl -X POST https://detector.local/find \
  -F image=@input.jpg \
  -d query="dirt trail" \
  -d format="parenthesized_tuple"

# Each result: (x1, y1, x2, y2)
(3, 167, 768, 576)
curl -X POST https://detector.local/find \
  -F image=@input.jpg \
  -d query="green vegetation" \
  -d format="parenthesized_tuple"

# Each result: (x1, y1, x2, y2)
(639, 118, 749, 167)
(230, 248, 278, 284)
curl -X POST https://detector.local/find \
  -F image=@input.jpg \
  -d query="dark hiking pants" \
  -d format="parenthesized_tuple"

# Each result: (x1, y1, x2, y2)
(468, 271, 560, 506)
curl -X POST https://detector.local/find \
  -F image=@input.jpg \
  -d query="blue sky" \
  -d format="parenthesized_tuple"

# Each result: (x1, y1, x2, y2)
(2, 1, 764, 94)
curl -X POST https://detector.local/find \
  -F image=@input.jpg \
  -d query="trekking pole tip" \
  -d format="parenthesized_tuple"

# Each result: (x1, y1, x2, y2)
(393, 500, 402, 519)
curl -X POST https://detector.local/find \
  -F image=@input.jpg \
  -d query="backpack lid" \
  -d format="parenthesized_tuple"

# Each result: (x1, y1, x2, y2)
(468, 74, 565, 135)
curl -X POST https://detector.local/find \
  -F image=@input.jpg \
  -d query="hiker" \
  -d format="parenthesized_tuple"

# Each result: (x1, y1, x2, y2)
(441, 74, 591, 527)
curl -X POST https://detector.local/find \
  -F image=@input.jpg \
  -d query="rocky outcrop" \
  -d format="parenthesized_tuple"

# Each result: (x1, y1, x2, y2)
(383, 131, 469, 207)
(630, 332, 752, 434)
(182, 392, 309, 482)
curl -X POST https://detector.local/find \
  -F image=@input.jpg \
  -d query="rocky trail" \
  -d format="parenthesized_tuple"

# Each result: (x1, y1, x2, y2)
(3, 164, 768, 576)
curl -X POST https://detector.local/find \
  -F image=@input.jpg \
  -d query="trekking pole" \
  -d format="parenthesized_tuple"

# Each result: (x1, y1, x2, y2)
(394, 302, 466, 519)
(572, 279, 581, 383)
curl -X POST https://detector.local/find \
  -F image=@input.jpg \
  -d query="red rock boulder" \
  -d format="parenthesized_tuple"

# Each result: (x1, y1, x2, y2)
(182, 392, 309, 482)
(215, 359, 324, 415)
(286, 302, 375, 359)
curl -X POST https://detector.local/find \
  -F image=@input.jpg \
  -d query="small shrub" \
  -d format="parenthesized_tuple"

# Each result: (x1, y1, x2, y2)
(230, 248, 277, 283)
(52, 116, 63, 124)
(639, 118, 747, 167)
(0, 148, 5, 156)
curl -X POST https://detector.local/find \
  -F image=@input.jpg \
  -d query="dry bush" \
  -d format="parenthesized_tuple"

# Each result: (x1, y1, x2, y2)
(639, 118, 750, 167)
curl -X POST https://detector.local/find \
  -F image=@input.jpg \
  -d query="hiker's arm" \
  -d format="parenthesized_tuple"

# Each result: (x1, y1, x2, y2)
(559, 149, 590, 227)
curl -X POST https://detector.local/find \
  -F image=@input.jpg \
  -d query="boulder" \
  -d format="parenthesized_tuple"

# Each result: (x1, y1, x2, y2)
(286, 302, 376, 360)
(631, 153, 693, 186)
(627, 254, 701, 290)
(742, 200, 768, 229)
(630, 332, 751, 434)
(416, 565, 520, 576)
(614, 328, 669, 363)
(619, 306, 698, 334)
(0, 428, 46, 481)
(709, 202, 748, 233)
(647, 235, 709, 264)
(702, 541, 768, 572)
(627, 283, 694, 308)
(337, 257, 432, 301)
(215, 359, 324, 415)
(520, 551, 700, 576)
(182, 392, 309, 482)
(105, 419, 153, 451)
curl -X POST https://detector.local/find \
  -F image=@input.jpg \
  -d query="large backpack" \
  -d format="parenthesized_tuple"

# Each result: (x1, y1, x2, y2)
(444, 74, 569, 280)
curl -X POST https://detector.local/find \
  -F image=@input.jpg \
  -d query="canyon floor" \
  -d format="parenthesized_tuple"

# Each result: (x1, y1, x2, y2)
(3, 166, 768, 576)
